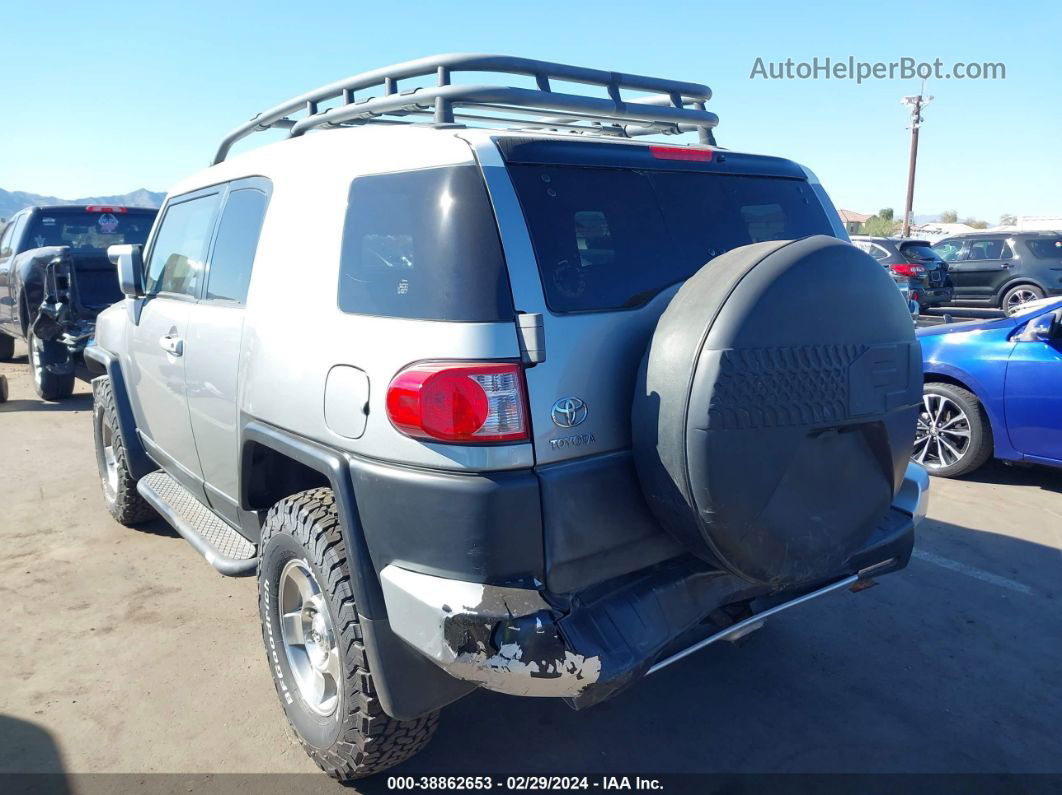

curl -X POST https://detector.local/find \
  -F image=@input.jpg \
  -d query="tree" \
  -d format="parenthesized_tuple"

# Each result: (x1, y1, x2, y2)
(963, 217, 989, 230)
(863, 211, 900, 237)
(1000, 213, 1017, 226)
(940, 210, 958, 224)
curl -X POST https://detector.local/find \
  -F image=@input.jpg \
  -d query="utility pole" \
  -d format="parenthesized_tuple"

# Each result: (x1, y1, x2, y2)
(900, 85, 932, 238)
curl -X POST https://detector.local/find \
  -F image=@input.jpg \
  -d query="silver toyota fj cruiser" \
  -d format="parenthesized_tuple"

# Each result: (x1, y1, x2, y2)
(86, 54, 929, 779)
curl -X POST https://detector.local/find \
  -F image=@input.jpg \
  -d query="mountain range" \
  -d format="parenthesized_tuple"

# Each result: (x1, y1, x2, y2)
(0, 187, 165, 221)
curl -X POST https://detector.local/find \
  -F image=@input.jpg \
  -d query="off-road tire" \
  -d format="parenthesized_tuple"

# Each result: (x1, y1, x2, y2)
(918, 382, 993, 478)
(92, 377, 156, 525)
(0, 332, 14, 362)
(28, 329, 74, 401)
(258, 488, 439, 780)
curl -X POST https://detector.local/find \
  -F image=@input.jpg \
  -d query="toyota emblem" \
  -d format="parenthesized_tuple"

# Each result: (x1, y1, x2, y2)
(551, 397, 588, 428)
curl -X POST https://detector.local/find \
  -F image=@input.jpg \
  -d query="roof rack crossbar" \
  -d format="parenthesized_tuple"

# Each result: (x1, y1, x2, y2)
(212, 53, 717, 164)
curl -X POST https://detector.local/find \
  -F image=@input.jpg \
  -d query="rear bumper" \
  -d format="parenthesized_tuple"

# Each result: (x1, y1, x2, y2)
(919, 286, 954, 306)
(380, 462, 929, 707)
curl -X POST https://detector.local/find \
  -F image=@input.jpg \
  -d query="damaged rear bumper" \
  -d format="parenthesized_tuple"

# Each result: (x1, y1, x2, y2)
(380, 462, 929, 707)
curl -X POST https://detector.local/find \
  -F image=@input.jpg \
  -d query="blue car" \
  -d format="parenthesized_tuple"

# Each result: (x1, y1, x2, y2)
(916, 297, 1062, 477)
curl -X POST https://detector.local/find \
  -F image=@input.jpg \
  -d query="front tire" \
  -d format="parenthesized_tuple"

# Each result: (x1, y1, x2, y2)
(0, 332, 14, 362)
(93, 377, 156, 525)
(1001, 284, 1044, 316)
(913, 382, 993, 477)
(258, 488, 439, 780)
(28, 329, 74, 401)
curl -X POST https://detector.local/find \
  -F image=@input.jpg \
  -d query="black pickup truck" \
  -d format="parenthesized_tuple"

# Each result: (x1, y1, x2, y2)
(0, 205, 157, 399)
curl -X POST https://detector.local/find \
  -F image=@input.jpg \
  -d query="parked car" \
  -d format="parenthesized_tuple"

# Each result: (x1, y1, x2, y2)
(851, 235, 954, 310)
(0, 205, 157, 398)
(931, 231, 1062, 316)
(85, 54, 929, 780)
(916, 296, 1062, 477)
(895, 278, 921, 321)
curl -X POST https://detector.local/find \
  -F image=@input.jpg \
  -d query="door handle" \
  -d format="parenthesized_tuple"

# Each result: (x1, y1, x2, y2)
(159, 334, 184, 356)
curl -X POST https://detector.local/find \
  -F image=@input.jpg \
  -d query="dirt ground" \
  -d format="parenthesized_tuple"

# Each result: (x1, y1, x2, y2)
(2, 339, 1061, 783)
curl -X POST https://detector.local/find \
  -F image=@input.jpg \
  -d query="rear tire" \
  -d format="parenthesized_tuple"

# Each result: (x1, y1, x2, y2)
(1001, 284, 1044, 316)
(28, 329, 74, 401)
(0, 332, 14, 362)
(93, 377, 156, 525)
(258, 488, 439, 780)
(913, 382, 993, 478)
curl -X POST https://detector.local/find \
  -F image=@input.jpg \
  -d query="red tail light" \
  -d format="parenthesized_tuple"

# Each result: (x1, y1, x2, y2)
(85, 205, 128, 213)
(649, 144, 714, 162)
(889, 262, 925, 277)
(386, 362, 529, 443)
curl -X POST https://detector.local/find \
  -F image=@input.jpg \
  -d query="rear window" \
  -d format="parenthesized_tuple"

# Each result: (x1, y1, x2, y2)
(899, 242, 943, 263)
(1027, 238, 1062, 259)
(507, 165, 833, 313)
(338, 166, 513, 321)
(23, 209, 154, 253)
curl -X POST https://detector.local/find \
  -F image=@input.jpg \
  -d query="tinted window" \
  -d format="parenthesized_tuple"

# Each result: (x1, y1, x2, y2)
(899, 242, 944, 263)
(145, 193, 221, 297)
(852, 241, 889, 261)
(509, 165, 833, 312)
(24, 209, 154, 252)
(1027, 239, 1062, 259)
(207, 188, 268, 303)
(967, 239, 1004, 260)
(933, 240, 965, 262)
(869, 244, 891, 261)
(338, 166, 513, 321)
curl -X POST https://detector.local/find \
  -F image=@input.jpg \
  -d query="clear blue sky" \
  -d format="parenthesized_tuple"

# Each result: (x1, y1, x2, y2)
(2, 0, 1056, 222)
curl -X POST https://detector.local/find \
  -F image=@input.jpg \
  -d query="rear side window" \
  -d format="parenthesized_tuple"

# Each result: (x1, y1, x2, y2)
(145, 192, 222, 296)
(508, 165, 834, 313)
(967, 239, 1004, 260)
(207, 188, 268, 303)
(338, 166, 513, 321)
(1027, 239, 1062, 259)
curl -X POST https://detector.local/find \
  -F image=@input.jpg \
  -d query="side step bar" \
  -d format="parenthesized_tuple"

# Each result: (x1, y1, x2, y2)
(646, 573, 861, 676)
(137, 471, 257, 576)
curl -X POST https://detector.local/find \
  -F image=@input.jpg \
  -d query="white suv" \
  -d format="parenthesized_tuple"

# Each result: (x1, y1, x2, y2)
(85, 54, 929, 779)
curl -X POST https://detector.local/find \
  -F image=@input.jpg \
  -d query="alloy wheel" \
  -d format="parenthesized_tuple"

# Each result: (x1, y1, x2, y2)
(1005, 288, 1040, 315)
(100, 417, 120, 496)
(914, 393, 972, 470)
(278, 559, 342, 716)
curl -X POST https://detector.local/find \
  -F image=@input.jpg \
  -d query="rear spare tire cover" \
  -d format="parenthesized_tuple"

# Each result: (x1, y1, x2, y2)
(632, 235, 921, 587)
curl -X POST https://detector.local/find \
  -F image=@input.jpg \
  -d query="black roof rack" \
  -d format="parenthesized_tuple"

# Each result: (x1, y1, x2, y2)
(213, 53, 718, 165)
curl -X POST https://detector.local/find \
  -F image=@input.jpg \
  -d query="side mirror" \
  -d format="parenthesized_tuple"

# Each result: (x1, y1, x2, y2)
(1021, 309, 1061, 342)
(108, 244, 144, 298)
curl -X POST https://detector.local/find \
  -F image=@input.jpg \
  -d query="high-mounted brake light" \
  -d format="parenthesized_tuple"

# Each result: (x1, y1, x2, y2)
(649, 144, 714, 162)
(85, 205, 128, 213)
(889, 262, 925, 277)
(386, 362, 529, 443)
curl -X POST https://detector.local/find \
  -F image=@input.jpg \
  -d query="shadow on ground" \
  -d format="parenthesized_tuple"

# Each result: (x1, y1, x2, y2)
(367, 518, 1062, 777)
(0, 394, 93, 414)
(954, 459, 1062, 494)
(0, 715, 70, 791)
